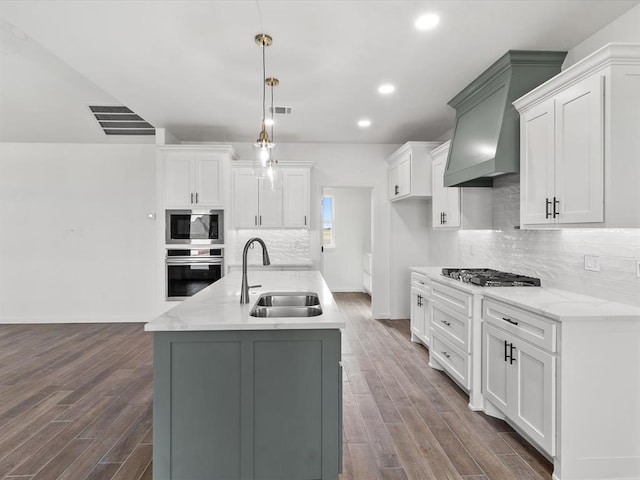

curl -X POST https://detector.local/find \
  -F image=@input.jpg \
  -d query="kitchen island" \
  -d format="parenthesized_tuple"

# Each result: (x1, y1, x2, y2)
(145, 270, 346, 480)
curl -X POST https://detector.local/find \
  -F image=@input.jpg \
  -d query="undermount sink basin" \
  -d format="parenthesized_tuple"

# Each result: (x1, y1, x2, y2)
(255, 292, 321, 307)
(249, 305, 323, 318)
(250, 292, 323, 317)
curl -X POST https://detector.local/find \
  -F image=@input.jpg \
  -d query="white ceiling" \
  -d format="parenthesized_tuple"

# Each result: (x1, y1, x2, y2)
(0, 0, 638, 145)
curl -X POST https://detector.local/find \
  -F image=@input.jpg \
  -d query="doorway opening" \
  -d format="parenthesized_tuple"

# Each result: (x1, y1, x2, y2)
(320, 187, 373, 294)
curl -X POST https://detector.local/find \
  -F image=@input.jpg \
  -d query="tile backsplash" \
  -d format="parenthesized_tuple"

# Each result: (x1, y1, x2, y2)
(458, 175, 640, 306)
(226, 230, 311, 266)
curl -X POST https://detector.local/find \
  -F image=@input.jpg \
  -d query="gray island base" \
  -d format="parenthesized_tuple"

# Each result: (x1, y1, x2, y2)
(146, 271, 346, 480)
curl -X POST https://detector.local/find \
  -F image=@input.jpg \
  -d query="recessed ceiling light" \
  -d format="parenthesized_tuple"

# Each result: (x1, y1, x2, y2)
(415, 13, 440, 31)
(378, 84, 395, 95)
(358, 119, 372, 128)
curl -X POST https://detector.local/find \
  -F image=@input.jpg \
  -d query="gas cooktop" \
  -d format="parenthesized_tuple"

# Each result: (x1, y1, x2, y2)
(441, 268, 541, 287)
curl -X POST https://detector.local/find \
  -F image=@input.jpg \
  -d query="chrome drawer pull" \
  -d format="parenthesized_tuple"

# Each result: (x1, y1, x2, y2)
(502, 317, 519, 326)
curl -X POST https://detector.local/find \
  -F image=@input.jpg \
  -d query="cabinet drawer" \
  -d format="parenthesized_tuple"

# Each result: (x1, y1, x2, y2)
(411, 272, 430, 288)
(483, 299, 557, 352)
(431, 331, 470, 390)
(431, 281, 472, 317)
(431, 303, 469, 352)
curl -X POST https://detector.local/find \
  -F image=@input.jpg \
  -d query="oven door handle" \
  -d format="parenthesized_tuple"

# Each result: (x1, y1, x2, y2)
(166, 258, 223, 265)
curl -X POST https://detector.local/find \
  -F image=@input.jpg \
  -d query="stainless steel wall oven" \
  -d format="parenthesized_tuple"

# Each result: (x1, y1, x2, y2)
(166, 248, 224, 300)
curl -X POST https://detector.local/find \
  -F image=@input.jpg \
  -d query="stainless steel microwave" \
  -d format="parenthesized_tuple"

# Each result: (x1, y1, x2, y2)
(165, 209, 224, 245)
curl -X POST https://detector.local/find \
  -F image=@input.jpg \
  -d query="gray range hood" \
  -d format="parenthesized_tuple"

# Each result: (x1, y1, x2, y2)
(444, 50, 567, 187)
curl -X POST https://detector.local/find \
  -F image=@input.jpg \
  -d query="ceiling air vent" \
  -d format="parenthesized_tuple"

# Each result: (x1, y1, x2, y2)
(270, 106, 292, 115)
(89, 105, 155, 135)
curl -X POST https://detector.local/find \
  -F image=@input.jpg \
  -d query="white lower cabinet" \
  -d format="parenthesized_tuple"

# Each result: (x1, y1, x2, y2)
(483, 322, 555, 456)
(427, 278, 483, 410)
(414, 268, 640, 480)
(431, 330, 470, 390)
(410, 273, 431, 347)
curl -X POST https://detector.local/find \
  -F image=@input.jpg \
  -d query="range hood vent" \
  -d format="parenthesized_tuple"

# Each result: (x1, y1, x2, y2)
(444, 50, 566, 187)
(89, 105, 155, 136)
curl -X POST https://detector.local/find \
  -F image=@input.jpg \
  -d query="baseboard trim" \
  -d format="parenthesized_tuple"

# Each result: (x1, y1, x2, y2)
(0, 315, 152, 324)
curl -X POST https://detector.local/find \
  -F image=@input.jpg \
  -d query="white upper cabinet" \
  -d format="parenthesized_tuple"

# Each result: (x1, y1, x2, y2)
(162, 146, 236, 208)
(387, 142, 440, 202)
(514, 43, 640, 228)
(232, 164, 311, 229)
(233, 168, 282, 228)
(282, 169, 310, 228)
(431, 141, 492, 230)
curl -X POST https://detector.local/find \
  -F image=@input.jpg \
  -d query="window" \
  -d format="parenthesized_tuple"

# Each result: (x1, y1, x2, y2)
(322, 196, 335, 249)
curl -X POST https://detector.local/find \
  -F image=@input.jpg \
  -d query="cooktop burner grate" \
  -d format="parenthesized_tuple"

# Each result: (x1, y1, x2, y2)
(441, 268, 541, 287)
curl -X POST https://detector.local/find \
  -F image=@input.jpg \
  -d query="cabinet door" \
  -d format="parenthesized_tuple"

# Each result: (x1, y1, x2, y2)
(165, 154, 194, 207)
(398, 154, 411, 197)
(482, 324, 510, 414)
(282, 169, 310, 228)
(194, 156, 222, 206)
(554, 74, 604, 224)
(388, 164, 400, 199)
(444, 183, 461, 227)
(511, 338, 556, 456)
(520, 100, 555, 225)
(233, 169, 259, 228)
(410, 288, 425, 339)
(432, 156, 446, 227)
(432, 155, 461, 228)
(258, 178, 283, 227)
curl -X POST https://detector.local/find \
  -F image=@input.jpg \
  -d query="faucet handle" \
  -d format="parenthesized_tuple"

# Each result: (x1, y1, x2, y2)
(249, 284, 262, 289)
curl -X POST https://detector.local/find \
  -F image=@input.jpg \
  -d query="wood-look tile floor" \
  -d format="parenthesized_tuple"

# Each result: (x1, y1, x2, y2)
(0, 293, 553, 480)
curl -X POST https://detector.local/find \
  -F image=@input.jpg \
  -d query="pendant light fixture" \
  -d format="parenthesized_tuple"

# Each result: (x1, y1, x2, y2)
(264, 76, 281, 190)
(253, 33, 275, 168)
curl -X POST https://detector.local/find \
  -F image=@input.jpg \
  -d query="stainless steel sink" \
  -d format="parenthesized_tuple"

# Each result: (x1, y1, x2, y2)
(249, 305, 323, 318)
(255, 292, 321, 307)
(250, 292, 323, 317)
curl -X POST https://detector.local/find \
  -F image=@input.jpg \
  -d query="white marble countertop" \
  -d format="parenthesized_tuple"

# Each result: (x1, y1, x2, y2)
(145, 270, 346, 332)
(411, 266, 640, 322)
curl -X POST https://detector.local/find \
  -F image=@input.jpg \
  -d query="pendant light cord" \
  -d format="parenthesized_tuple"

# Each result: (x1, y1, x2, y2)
(262, 42, 266, 126)
(270, 82, 274, 142)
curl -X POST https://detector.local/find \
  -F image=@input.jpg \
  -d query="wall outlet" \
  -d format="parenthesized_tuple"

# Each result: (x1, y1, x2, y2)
(584, 255, 600, 272)
(636, 260, 640, 278)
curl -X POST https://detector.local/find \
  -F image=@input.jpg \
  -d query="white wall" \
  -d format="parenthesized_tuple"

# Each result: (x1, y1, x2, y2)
(389, 198, 430, 318)
(563, 3, 640, 68)
(230, 142, 398, 319)
(0, 143, 158, 322)
(322, 187, 371, 292)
